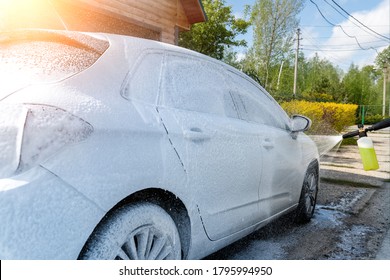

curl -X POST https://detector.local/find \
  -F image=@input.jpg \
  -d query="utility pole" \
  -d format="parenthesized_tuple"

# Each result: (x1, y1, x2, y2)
(277, 61, 284, 91)
(383, 65, 387, 117)
(293, 28, 301, 99)
(386, 66, 390, 117)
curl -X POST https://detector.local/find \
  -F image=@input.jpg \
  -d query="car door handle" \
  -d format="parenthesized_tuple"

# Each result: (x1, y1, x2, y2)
(262, 138, 274, 149)
(184, 128, 210, 142)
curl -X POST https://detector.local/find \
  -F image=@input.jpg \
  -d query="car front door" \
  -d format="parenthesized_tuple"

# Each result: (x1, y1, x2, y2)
(227, 72, 303, 218)
(157, 53, 264, 240)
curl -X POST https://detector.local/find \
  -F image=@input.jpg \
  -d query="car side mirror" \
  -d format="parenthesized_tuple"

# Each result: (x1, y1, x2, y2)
(291, 115, 312, 133)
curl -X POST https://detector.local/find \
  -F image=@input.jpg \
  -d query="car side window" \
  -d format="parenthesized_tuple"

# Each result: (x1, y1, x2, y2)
(228, 72, 290, 130)
(122, 52, 163, 105)
(160, 54, 238, 118)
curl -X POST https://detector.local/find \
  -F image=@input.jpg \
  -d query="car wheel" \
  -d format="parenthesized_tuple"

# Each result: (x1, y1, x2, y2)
(295, 163, 319, 223)
(79, 202, 181, 260)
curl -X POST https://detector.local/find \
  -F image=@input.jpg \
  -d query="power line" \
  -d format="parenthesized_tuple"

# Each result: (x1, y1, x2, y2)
(330, 0, 390, 41)
(302, 47, 381, 52)
(300, 29, 359, 67)
(301, 25, 389, 28)
(322, 0, 388, 42)
(303, 39, 387, 48)
(308, 0, 380, 53)
(302, 43, 388, 50)
(300, 33, 387, 39)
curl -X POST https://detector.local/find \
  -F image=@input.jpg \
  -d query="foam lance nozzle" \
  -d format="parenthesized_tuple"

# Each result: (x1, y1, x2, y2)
(342, 118, 390, 171)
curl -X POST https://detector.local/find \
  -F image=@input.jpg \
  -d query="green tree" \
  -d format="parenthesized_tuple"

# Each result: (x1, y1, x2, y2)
(342, 64, 362, 104)
(374, 46, 390, 116)
(360, 65, 380, 108)
(301, 54, 342, 102)
(178, 0, 249, 60)
(375, 45, 390, 69)
(341, 64, 381, 115)
(222, 48, 243, 69)
(243, 0, 304, 90)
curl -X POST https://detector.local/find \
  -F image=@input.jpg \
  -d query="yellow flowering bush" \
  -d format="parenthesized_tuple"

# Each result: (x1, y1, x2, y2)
(281, 100, 358, 134)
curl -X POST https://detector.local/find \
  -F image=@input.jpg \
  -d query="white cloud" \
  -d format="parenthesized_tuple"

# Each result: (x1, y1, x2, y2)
(236, 52, 246, 61)
(322, 0, 390, 70)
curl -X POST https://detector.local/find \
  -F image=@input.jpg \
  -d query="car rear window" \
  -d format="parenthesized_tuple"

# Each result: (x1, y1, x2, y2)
(161, 54, 238, 118)
(0, 30, 109, 87)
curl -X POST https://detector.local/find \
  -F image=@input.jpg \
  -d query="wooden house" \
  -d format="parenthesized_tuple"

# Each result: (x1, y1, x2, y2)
(55, 0, 207, 44)
(1, 0, 206, 44)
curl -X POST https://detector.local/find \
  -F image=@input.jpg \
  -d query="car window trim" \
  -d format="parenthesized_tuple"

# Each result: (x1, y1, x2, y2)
(120, 49, 164, 105)
(226, 69, 292, 130)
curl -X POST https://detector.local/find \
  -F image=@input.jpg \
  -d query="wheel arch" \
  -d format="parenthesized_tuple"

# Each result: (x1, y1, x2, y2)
(304, 158, 320, 192)
(79, 187, 192, 259)
(295, 158, 320, 223)
(309, 158, 320, 176)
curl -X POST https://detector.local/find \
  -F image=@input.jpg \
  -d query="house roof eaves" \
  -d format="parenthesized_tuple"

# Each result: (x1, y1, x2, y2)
(181, 0, 207, 24)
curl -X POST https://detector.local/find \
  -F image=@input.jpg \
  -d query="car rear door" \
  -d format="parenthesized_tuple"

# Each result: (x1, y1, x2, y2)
(157, 53, 264, 240)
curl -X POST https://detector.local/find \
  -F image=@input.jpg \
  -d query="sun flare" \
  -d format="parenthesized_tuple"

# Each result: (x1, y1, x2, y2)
(0, 0, 66, 31)
(0, 0, 13, 6)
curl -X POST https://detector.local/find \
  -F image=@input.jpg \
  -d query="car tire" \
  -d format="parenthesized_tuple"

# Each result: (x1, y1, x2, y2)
(295, 162, 319, 223)
(79, 202, 181, 260)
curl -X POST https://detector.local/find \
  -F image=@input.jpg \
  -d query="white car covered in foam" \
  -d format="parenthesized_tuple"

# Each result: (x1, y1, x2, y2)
(0, 30, 319, 260)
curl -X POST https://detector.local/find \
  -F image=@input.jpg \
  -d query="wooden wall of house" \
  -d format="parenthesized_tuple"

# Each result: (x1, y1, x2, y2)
(56, 0, 193, 44)
(51, 1, 160, 41)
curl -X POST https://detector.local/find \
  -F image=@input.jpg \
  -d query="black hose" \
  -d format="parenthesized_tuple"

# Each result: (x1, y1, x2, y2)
(366, 118, 390, 132)
(342, 118, 390, 139)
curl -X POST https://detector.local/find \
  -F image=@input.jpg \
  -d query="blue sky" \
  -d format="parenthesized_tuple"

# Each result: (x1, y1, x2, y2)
(225, 0, 390, 71)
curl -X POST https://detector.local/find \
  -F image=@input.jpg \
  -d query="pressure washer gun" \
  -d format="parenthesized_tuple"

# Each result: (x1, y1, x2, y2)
(342, 118, 390, 171)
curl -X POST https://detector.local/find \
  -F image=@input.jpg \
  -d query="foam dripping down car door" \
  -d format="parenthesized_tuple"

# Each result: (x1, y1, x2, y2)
(227, 71, 303, 219)
(259, 125, 303, 215)
(157, 53, 263, 241)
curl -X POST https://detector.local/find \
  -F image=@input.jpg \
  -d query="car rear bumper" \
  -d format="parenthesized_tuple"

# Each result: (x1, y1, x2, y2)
(0, 166, 104, 259)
